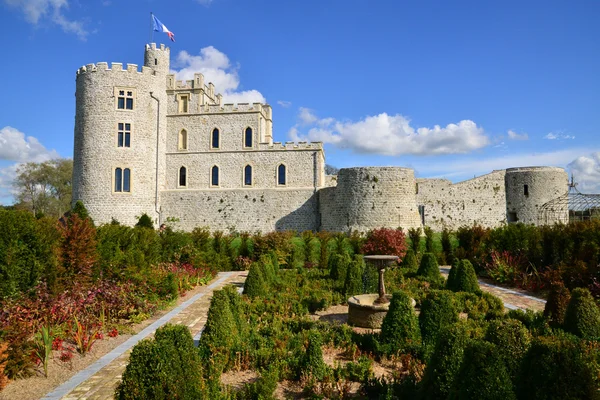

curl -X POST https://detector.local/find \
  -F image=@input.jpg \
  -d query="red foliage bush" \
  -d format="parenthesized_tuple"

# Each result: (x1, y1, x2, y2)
(57, 214, 98, 288)
(59, 350, 73, 363)
(52, 337, 63, 351)
(108, 328, 119, 338)
(0, 342, 8, 390)
(361, 228, 408, 259)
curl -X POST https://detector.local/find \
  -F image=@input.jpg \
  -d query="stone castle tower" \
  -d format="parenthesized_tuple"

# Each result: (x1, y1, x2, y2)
(72, 43, 569, 232)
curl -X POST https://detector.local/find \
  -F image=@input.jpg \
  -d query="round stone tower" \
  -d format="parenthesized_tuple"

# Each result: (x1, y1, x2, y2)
(504, 166, 568, 225)
(72, 43, 169, 226)
(320, 167, 422, 232)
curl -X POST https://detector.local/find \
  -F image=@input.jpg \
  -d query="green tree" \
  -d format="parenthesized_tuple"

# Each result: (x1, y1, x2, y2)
(380, 291, 421, 353)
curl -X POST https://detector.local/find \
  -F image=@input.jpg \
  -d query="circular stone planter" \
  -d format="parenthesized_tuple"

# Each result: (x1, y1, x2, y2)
(347, 294, 392, 329)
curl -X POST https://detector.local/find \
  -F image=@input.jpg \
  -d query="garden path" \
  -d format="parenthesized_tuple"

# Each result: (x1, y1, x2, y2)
(438, 266, 546, 312)
(40, 270, 247, 400)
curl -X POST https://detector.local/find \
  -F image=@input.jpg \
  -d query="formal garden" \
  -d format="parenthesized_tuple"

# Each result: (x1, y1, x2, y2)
(0, 204, 599, 398)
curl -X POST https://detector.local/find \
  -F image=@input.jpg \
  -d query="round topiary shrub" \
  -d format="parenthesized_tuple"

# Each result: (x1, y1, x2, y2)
(243, 262, 267, 298)
(484, 319, 531, 381)
(420, 322, 476, 400)
(563, 287, 600, 339)
(380, 291, 421, 353)
(416, 253, 440, 281)
(343, 255, 364, 297)
(419, 290, 459, 345)
(447, 260, 480, 293)
(543, 283, 571, 328)
(301, 331, 328, 380)
(448, 340, 516, 400)
(199, 289, 238, 351)
(516, 336, 600, 400)
(135, 213, 154, 229)
(401, 248, 418, 273)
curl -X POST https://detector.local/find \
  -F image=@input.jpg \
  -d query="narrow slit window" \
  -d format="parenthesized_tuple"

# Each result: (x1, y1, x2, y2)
(179, 166, 187, 187)
(123, 168, 131, 192)
(278, 164, 286, 185)
(524, 184, 529, 196)
(244, 127, 253, 148)
(244, 165, 252, 186)
(212, 128, 219, 149)
(179, 129, 188, 150)
(211, 166, 219, 186)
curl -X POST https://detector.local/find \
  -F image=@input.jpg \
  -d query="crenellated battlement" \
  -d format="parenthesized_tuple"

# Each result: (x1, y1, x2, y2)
(145, 43, 170, 52)
(257, 141, 322, 151)
(76, 62, 155, 76)
(193, 103, 273, 117)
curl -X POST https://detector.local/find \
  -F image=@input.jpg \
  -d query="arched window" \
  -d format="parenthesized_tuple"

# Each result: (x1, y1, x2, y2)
(211, 166, 219, 187)
(179, 166, 187, 187)
(211, 128, 220, 149)
(277, 164, 286, 185)
(115, 168, 131, 192)
(244, 165, 252, 186)
(244, 127, 253, 148)
(179, 129, 188, 150)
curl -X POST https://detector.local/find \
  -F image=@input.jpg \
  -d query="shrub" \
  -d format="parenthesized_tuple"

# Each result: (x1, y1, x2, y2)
(135, 213, 154, 229)
(57, 213, 98, 288)
(401, 248, 418, 273)
(115, 324, 204, 400)
(420, 322, 478, 400)
(328, 253, 350, 282)
(448, 341, 516, 400)
(0, 342, 8, 390)
(408, 227, 421, 254)
(441, 228, 453, 260)
(447, 260, 479, 293)
(343, 255, 364, 297)
(235, 365, 279, 400)
(259, 255, 277, 285)
(424, 226, 434, 253)
(416, 253, 440, 281)
(380, 291, 421, 353)
(361, 228, 408, 259)
(516, 336, 600, 400)
(484, 319, 531, 381)
(543, 283, 571, 328)
(243, 262, 267, 298)
(506, 309, 551, 337)
(301, 331, 327, 380)
(563, 287, 600, 339)
(419, 290, 459, 345)
(200, 289, 239, 351)
(317, 231, 332, 269)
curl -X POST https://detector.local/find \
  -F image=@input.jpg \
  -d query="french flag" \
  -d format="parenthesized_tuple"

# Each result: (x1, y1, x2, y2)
(152, 14, 175, 42)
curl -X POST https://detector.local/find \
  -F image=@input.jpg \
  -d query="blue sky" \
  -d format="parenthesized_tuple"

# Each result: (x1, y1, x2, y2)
(1, 0, 599, 204)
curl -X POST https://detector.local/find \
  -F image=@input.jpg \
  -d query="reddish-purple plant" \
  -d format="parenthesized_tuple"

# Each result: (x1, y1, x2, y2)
(361, 228, 408, 259)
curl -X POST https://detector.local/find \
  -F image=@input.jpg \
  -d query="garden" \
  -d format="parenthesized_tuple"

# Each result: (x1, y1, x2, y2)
(0, 205, 599, 399)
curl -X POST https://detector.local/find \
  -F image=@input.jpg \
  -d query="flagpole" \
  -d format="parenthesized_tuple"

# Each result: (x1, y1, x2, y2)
(149, 12, 154, 44)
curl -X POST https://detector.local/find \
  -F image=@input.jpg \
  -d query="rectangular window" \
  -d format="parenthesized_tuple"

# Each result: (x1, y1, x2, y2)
(524, 184, 529, 196)
(118, 123, 131, 147)
(116, 88, 135, 110)
(178, 94, 189, 113)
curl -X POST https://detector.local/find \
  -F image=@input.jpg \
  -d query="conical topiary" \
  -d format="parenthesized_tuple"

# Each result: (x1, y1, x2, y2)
(200, 289, 238, 351)
(447, 260, 479, 293)
(401, 248, 418, 272)
(419, 290, 459, 345)
(543, 283, 570, 328)
(380, 291, 421, 353)
(563, 287, 600, 339)
(448, 341, 516, 400)
(243, 262, 267, 298)
(416, 252, 440, 281)
(343, 255, 364, 297)
(484, 319, 531, 382)
(301, 331, 328, 380)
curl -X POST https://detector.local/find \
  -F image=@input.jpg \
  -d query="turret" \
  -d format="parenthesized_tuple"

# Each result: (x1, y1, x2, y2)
(144, 43, 170, 75)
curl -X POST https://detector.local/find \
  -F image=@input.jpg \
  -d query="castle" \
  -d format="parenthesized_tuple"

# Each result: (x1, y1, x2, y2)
(72, 43, 569, 232)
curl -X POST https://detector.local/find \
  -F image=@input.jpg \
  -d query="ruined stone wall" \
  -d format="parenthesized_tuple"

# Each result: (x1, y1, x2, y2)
(505, 167, 568, 225)
(416, 170, 507, 231)
(160, 188, 318, 232)
(320, 167, 422, 232)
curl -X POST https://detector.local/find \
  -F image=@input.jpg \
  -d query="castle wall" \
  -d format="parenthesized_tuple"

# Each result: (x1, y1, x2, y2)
(160, 189, 318, 232)
(416, 170, 507, 231)
(320, 167, 422, 232)
(505, 167, 568, 225)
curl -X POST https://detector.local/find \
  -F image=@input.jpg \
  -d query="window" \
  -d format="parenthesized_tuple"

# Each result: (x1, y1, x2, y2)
(524, 184, 529, 196)
(244, 127, 253, 148)
(114, 168, 131, 193)
(211, 128, 220, 149)
(116, 88, 134, 110)
(178, 94, 189, 113)
(244, 165, 253, 186)
(277, 164, 286, 185)
(418, 205, 425, 225)
(179, 129, 188, 150)
(211, 166, 219, 187)
(117, 123, 131, 147)
(508, 212, 518, 223)
(179, 166, 187, 187)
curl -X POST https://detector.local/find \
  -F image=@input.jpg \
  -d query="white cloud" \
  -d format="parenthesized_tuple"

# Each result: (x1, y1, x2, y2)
(545, 131, 575, 140)
(3, 0, 88, 39)
(277, 100, 292, 108)
(507, 129, 528, 140)
(567, 152, 600, 193)
(0, 126, 59, 163)
(289, 111, 490, 156)
(171, 46, 266, 104)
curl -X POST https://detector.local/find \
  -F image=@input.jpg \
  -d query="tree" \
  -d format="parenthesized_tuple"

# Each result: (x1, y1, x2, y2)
(14, 159, 73, 218)
(325, 164, 339, 175)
